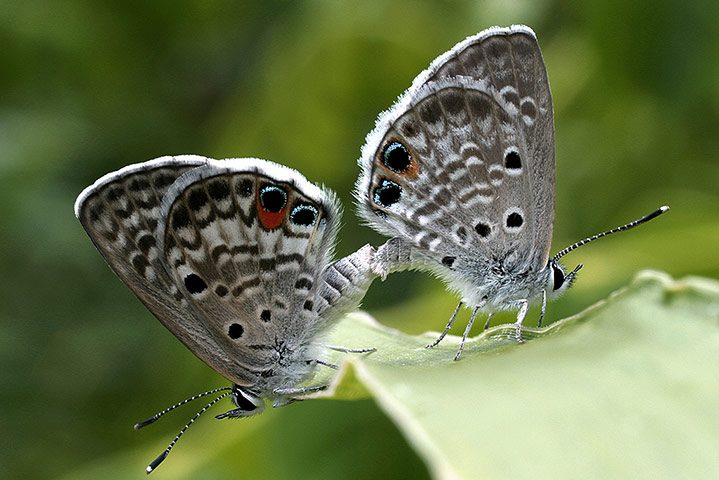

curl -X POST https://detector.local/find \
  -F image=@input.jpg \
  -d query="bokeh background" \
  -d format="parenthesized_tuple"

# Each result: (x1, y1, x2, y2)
(2, 1, 718, 478)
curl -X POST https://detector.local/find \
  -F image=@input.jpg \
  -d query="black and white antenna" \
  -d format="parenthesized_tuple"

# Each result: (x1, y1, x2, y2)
(552, 206, 669, 262)
(135, 387, 232, 474)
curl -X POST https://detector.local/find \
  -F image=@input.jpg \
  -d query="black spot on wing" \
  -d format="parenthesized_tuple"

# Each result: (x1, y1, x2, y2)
(128, 177, 151, 192)
(236, 178, 253, 197)
(506, 212, 523, 228)
(132, 254, 150, 276)
(382, 142, 412, 173)
(172, 205, 191, 229)
(188, 188, 209, 211)
(137, 234, 156, 254)
(228, 323, 244, 339)
(184, 273, 207, 294)
(442, 256, 456, 268)
(207, 178, 231, 201)
(373, 179, 402, 207)
(475, 222, 491, 237)
(505, 150, 521, 169)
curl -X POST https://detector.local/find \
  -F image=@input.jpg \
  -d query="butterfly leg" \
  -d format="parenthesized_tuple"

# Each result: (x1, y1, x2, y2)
(454, 306, 481, 361)
(310, 359, 339, 370)
(514, 299, 529, 342)
(537, 289, 548, 328)
(273, 385, 328, 396)
(483, 312, 495, 330)
(426, 301, 463, 349)
(215, 408, 253, 419)
(325, 345, 376, 354)
(272, 397, 300, 408)
(271, 386, 329, 408)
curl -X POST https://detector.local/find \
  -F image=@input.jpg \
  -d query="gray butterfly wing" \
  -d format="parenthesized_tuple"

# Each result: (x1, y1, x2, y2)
(159, 158, 354, 386)
(356, 25, 554, 280)
(74, 155, 253, 382)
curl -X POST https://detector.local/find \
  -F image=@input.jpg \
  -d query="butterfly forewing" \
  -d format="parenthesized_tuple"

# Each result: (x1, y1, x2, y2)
(159, 159, 342, 378)
(74, 156, 249, 374)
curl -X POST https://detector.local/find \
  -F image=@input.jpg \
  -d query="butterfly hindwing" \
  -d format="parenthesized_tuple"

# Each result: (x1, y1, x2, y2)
(78, 155, 379, 390)
(418, 25, 556, 269)
(357, 25, 555, 280)
(159, 159, 345, 378)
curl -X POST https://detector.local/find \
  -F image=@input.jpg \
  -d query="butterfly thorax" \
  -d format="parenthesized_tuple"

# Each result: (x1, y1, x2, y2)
(249, 340, 321, 394)
(446, 254, 552, 311)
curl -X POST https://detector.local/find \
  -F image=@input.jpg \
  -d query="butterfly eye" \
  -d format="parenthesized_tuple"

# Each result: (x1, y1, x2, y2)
(290, 204, 318, 226)
(552, 264, 566, 291)
(259, 185, 287, 212)
(382, 141, 412, 173)
(373, 179, 402, 207)
(232, 388, 259, 411)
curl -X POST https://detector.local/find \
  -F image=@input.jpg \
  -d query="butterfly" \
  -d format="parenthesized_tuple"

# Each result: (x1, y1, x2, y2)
(354, 24, 668, 360)
(75, 155, 376, 472)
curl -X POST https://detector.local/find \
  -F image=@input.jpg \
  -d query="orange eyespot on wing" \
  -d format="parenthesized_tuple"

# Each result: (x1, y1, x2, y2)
(376, 139, 420, 179)
(257, 183, 288, 230)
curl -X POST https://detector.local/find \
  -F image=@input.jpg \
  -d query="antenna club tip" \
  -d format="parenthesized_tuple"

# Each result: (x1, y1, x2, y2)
(659, 205, 670, 212)
(146, 451, 168, 474)
(134, 417, 157, 429)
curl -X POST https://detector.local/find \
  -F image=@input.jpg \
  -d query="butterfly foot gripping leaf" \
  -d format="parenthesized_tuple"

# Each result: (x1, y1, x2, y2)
(355, 25, 669, 359)
(75, 155, 378, 472)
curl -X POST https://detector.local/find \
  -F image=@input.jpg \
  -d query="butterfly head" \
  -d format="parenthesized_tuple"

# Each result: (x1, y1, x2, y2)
(545, 206, 669, 299)
(229, 385, 266, 415)
(545, 261, 583, 299)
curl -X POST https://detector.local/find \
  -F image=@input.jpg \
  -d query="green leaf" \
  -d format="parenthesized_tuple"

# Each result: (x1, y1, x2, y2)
(62, 271, 719, 479)
(312, 270, 719, 479)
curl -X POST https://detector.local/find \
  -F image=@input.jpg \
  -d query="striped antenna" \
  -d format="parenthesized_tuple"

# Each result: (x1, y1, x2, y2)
(134, 387, 231, 429)
(144, 390, 233, 474)
(552, 206, 669, 262)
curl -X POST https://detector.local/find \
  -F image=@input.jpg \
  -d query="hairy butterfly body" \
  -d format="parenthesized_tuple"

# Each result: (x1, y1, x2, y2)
(355, 25, 667, 359)
(76, 155, 376, 472)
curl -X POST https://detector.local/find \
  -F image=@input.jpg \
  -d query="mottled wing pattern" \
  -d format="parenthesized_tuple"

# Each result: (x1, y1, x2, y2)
(356, 25, 555, 276)
(74, 156, 252, 383)
(159, 158, 344, 380)
(423, 25, 555, 269)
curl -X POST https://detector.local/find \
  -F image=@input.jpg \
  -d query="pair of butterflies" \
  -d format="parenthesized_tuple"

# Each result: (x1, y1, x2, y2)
(75, 25, 667, 473)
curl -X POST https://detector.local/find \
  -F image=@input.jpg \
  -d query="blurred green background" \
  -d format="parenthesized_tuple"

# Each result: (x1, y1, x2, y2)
(2, 0, 718, 478)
